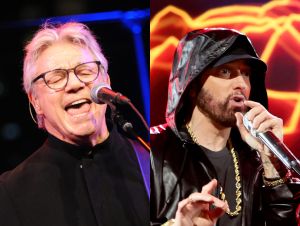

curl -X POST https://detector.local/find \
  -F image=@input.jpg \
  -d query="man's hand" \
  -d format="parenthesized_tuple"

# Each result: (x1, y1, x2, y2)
(235, 100, 283, 153)
(235, 100, 284, 177)
(173, 179, 228, 226)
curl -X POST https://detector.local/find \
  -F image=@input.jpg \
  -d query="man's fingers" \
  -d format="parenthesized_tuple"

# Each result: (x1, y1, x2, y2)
(243, 100, 266, 120)
(189, 195, 229, 222)
(175, 194, 211, 221)
(175, 192, 229, 226)
(250, 111, 269, 130)
(235, 112, 244, 128)
(244, 100, 261, 109)
(177, 198, 192, 213)
(188, 193, 214, 204)
(209, 199, 229, 219)
(242, 101, 283, 141)
(235, 112, 249, 138)
(200, 179, 218, 194)
(188, 193, 229, 212)
(257, 118, 283, 136)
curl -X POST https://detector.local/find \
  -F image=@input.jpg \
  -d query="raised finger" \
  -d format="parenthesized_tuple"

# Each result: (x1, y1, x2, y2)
(200, 179, 218, 194)
(244, 100, 263, 109)
(244, 101, 266, 121)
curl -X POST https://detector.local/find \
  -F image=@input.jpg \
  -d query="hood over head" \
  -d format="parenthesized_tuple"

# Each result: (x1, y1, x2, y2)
(165, 28, 268, 140)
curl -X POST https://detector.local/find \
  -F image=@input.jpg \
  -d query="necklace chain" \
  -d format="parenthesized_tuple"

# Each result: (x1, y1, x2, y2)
(186, 124, 242, 216)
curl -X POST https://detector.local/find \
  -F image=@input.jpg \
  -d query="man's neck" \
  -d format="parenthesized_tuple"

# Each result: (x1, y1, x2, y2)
(187, 107, 231, 152)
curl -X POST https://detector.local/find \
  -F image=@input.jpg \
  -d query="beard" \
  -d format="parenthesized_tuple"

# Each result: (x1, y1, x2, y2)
(196, 88, 248, 127)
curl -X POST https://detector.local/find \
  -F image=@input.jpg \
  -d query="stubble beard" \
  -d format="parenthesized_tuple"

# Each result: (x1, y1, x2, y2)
(196, 88, 247, 127)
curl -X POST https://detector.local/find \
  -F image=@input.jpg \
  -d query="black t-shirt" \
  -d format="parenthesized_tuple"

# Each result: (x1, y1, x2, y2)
(202, 146, 242, 226)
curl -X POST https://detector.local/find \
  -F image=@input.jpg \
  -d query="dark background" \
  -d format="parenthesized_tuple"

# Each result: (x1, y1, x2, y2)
(0, 0, 149, 174)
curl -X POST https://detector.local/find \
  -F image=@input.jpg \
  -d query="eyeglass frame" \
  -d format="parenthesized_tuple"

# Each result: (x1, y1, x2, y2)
(30, 60, 102, 91)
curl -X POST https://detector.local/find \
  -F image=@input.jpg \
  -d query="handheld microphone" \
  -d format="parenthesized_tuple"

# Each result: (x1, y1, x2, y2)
(243, 115, 300, 176)
(91, 83, 130, 105)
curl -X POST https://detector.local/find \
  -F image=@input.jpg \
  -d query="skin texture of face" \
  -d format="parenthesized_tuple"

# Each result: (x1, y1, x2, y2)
(196, 59, 251, 127)
(29, 41, 110, 146)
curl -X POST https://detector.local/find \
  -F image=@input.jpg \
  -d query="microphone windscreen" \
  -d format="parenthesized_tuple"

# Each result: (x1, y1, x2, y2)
(91, 83, 112, 104)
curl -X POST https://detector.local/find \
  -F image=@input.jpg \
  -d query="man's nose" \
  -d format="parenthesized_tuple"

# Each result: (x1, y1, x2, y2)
(65, 70, 85, 91)
(234, 72, 249, 90)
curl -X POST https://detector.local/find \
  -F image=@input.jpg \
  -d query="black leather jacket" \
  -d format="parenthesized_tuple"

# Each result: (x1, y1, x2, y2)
(150, 125, 299, 226)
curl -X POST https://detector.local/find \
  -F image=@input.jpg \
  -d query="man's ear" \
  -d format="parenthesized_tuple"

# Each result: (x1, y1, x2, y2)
(105, 73, 111, 85)
(28, 92, 43, 114)
(99, 66, 111, 85)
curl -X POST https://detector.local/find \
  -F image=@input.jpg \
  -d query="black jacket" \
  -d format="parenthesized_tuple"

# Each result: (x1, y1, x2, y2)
(150, 125, 299, 226)
(0, 127, 149, 226)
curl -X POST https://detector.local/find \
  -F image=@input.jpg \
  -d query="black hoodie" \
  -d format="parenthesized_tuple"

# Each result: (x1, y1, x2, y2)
(151, 28, 299, 226)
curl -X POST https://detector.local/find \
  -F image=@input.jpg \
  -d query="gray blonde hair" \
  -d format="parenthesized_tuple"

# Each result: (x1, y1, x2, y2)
(23, 22, 108, 128)
(23, 21, 108, 94)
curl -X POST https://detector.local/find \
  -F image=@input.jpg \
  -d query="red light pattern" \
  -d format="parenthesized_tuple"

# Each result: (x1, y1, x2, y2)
(151, 0, 300, 157)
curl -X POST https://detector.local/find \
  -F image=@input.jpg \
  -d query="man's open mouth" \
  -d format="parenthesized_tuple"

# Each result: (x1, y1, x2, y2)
(65, 99, 92, 115)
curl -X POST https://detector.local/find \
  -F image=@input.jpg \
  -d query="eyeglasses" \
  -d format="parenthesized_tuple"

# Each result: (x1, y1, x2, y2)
(31, 61, 102, 90)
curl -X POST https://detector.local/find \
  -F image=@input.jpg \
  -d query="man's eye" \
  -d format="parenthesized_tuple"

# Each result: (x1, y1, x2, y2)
(243, 71, 251, 77)
(77, 68, 95, 76)
(220, 68, 231, 76)
(46, 71, 66, 84)
(221, 69, 229, 73)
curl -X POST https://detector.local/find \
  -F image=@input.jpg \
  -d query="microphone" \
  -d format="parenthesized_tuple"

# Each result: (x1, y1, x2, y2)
(91, 83, 130, 105)
(243, 115, 300, 176)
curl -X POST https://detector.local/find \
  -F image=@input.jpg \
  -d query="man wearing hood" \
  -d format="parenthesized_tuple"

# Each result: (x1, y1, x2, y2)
(150, 28, 299, 226)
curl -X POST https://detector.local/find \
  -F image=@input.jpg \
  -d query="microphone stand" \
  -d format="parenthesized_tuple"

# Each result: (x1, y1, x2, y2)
(109, 104, 150, 152)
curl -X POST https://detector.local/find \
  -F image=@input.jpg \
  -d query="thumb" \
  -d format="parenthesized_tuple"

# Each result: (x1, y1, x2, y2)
(235, 112, 248, 139)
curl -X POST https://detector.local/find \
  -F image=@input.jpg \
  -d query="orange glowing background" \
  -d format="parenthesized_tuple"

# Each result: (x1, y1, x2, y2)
(150, 0, 300, 157)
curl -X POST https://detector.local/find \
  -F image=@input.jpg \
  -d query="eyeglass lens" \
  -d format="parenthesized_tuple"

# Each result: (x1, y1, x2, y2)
(44, 61, 99, 90)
